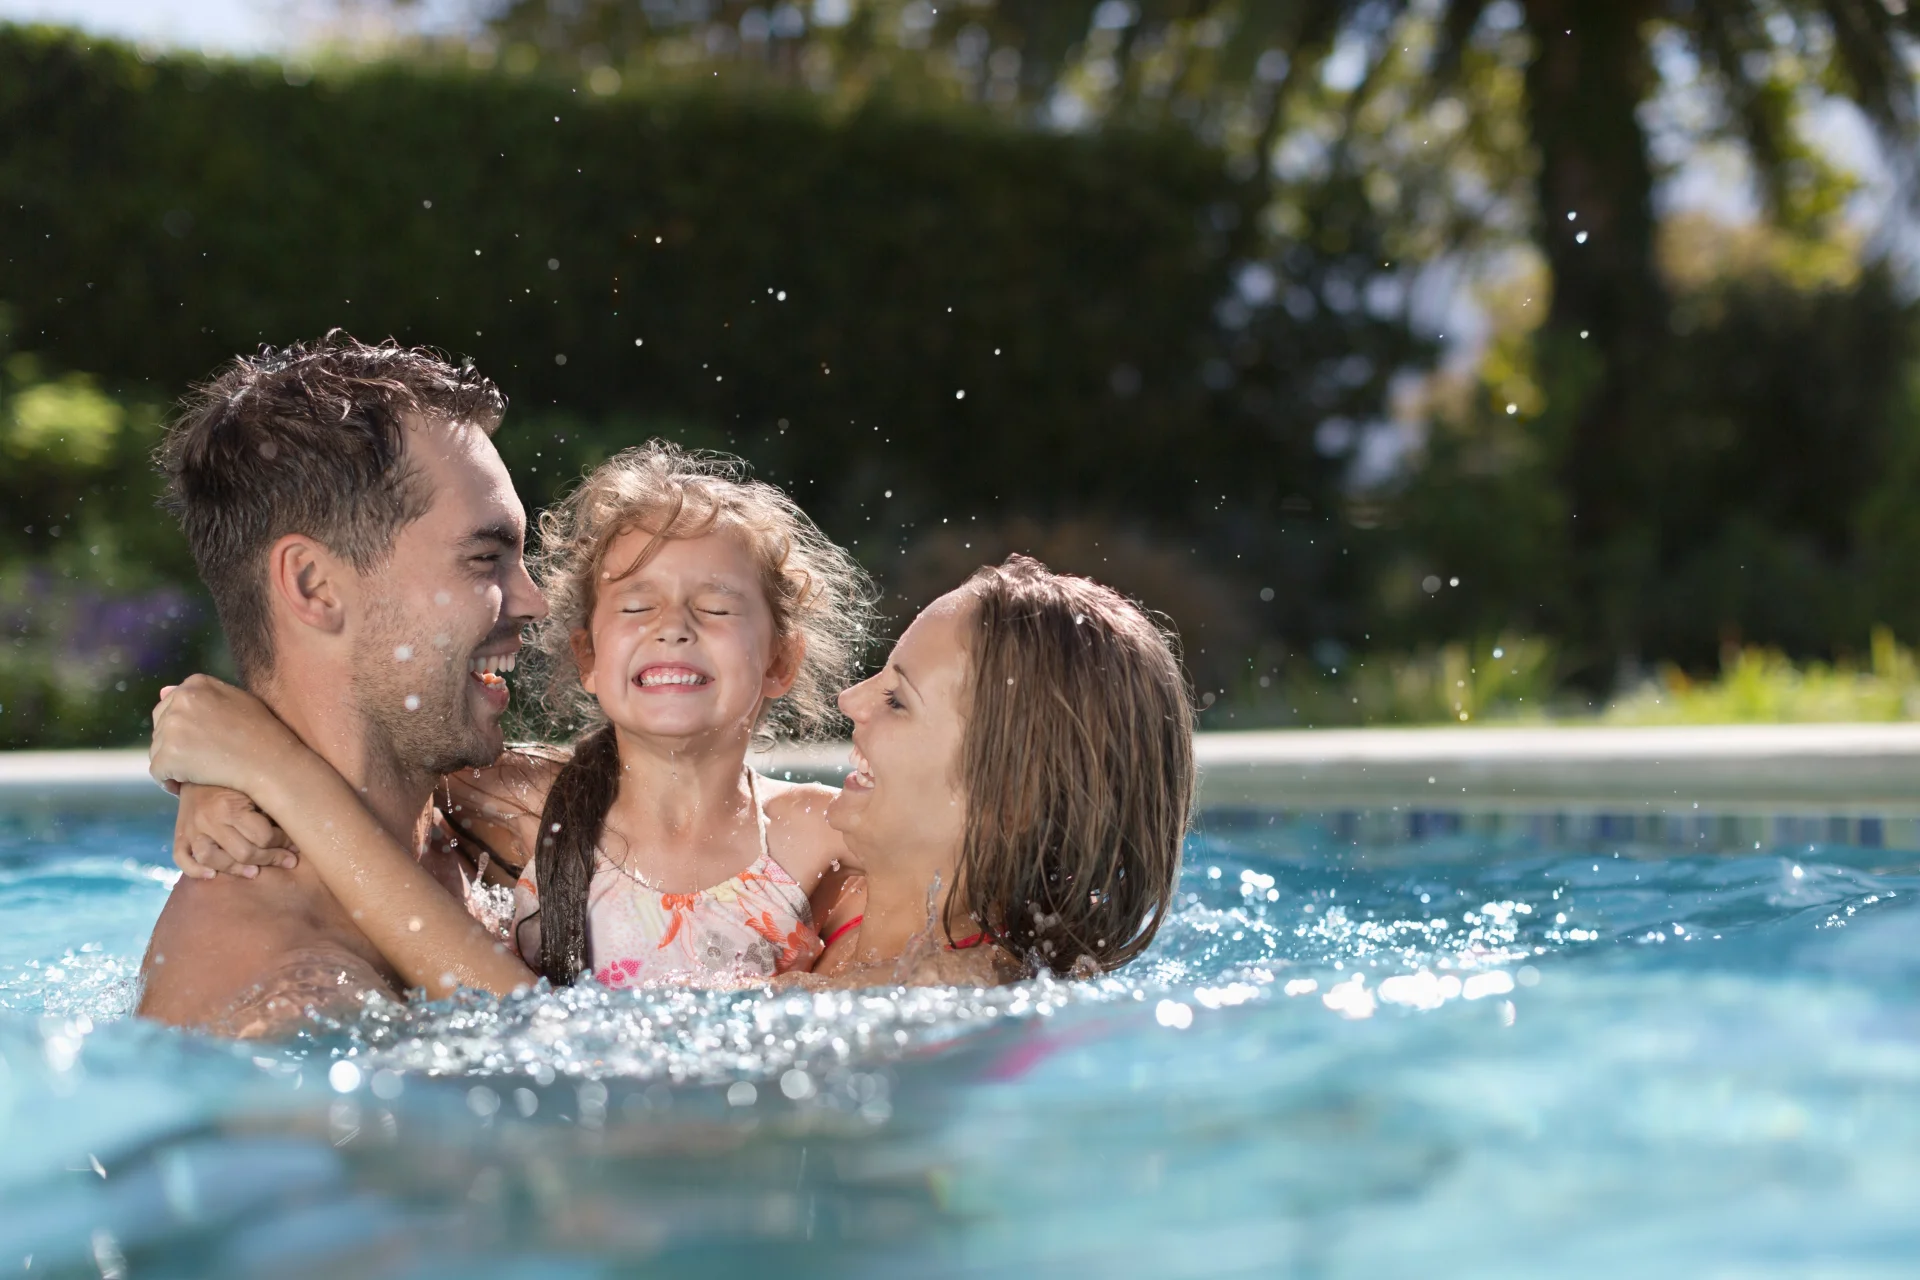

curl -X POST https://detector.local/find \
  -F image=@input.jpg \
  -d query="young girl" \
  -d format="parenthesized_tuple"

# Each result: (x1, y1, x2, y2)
(486, 441, 874, 986)
(170, 442, 875, 989)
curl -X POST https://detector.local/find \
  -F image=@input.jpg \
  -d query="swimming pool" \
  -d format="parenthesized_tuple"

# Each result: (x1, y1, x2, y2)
(5, 731, 1920, 1277)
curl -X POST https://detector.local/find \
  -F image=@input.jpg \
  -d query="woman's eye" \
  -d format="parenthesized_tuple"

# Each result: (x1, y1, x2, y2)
(884, 689, 905, 711)
(620, 605, 653, 615)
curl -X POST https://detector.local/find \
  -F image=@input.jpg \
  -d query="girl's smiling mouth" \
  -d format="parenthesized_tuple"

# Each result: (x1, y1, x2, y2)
(633, 663, 714, 690)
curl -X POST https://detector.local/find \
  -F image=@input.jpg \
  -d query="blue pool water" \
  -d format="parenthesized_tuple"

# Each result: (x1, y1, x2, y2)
(4, 801, 1920, 1277)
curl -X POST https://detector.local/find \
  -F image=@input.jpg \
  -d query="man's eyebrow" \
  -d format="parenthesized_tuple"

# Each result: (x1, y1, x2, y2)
(460, 522, 523, 551)
(891, 662, 922, 700)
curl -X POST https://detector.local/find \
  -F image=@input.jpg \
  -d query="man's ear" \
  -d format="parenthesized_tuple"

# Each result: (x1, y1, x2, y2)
(265, 534, 349, 638)
(764, 633, 804, 700)
(571, 628, 598, 695)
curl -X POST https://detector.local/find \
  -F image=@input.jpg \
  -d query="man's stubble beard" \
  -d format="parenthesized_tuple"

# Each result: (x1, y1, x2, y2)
(352, 595, 501, 778)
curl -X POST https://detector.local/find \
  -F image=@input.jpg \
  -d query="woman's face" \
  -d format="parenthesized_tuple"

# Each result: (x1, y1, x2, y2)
(577, 528, 794, 745)
(827, 588, 972, 871)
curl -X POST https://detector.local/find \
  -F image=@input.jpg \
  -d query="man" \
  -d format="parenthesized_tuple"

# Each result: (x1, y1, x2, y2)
(137, 333, 547, 1036)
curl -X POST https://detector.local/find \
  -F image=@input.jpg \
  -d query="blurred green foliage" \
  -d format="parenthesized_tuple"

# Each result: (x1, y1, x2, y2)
(0, 24, 1423, 741)
(1388, 243, 1920, 675)
(0, 338, 217, 748)
(1607, 628, 1920, 725)
(4, 7, 1920, 746)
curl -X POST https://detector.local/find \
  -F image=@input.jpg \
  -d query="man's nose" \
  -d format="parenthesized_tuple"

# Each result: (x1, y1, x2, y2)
(507, 558, 547, 622)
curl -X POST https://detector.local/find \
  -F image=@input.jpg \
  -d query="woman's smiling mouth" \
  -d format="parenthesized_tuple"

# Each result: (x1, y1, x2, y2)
(844, 743, 874, 789)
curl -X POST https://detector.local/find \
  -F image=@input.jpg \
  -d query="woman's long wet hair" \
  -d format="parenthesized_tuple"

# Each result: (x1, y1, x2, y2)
(957, 555, 1195, 975)
(522, 442, 874, 985)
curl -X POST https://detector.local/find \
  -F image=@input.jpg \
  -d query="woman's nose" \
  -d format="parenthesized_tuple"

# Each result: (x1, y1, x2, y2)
(838, 679, 867, 721)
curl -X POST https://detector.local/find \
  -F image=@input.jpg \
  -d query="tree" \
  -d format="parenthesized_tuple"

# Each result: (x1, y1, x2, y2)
(1279, 0, 1920, 668)
(448, 0, 1920, 671)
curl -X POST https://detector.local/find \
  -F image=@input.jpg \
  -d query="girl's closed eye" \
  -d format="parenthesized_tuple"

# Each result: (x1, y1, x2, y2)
(884, 688, 905, 711)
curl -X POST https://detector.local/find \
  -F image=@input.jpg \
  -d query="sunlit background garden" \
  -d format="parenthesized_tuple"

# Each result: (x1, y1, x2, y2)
(7, 0, 1920, 749)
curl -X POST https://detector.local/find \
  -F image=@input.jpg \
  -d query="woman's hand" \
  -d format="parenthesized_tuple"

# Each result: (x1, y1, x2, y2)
(149, 675, 310, 798)
(172, 783, 297, 881)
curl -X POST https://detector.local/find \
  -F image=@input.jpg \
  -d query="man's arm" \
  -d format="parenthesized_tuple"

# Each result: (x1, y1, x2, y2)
(150, 676, 538, 999)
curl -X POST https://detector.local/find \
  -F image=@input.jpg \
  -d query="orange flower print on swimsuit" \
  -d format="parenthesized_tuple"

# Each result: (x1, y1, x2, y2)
(514, 852, 821, 989)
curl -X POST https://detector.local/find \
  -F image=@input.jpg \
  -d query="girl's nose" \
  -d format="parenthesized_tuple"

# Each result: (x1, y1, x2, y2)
(655, 604, 696, 641)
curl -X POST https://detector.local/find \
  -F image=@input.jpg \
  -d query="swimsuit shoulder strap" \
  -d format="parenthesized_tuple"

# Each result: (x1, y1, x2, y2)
(746, 768, 772, 862)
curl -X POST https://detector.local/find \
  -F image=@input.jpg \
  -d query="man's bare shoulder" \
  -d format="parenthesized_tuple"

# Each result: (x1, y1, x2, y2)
(138, 871, 395, 1036)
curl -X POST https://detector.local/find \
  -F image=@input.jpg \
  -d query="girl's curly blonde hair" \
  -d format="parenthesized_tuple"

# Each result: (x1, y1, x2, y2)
(528, 441, 876, 744)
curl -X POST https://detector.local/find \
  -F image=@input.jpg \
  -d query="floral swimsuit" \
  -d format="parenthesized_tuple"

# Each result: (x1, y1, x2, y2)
(511, 772, 823, 987)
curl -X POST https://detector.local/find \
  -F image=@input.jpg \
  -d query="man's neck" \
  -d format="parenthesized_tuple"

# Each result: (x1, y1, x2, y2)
(251, 671, 437, 848)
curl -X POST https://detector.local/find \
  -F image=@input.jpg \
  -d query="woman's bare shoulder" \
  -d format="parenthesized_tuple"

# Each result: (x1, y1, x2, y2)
(758, 778, 844, 847)
(442, 744, 571, 871)
(453, 744, 567, 810)
(757, 776, 839, 818)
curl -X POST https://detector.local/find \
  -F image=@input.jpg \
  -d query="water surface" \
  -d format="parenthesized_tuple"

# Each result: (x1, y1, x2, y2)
(3, 802, 1917, 1277)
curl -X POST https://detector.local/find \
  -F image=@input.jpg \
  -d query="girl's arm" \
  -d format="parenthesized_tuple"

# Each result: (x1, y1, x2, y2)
(150, 675, 537, 999)
(171, 743, 561, 888)
(170, 783, 298, 880)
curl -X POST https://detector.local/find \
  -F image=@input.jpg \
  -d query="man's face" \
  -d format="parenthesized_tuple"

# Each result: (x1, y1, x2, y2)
(349, 419, 546, 775)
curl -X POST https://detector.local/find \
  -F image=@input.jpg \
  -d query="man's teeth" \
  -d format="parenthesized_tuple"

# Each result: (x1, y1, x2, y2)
(638, 669, 710, 687)
(468, 654, 517, 676)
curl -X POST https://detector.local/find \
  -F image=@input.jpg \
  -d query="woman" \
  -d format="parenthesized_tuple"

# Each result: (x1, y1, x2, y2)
(148, 555, 1194, 992)
(810, 555, 1194, 984)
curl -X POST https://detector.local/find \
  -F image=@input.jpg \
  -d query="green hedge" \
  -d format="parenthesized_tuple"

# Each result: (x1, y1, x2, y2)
(0, 26, 1373, 529)
(0, 25, 1425, 733)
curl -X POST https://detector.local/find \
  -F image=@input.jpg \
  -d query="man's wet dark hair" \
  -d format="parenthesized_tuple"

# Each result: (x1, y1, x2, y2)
(159, 330, 505, 686)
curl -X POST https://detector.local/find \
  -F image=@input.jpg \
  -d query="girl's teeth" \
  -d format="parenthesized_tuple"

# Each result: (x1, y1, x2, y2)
(639, 671, 708, 687)
(467, 654, 518, 676)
